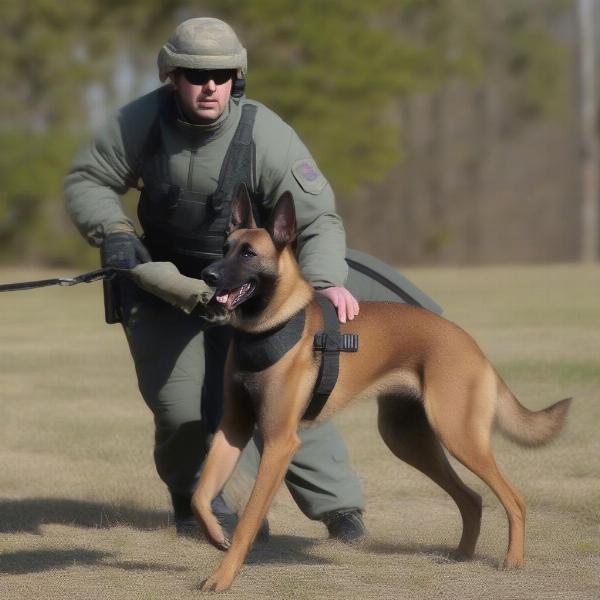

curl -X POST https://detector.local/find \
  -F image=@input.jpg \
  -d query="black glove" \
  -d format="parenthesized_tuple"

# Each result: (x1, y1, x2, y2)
(101, 232, 151, 270)
(100, 232, 151, 325)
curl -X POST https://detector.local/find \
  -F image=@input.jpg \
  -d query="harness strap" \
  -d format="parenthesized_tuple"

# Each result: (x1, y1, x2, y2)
(233, 309, 306, 372)
(302, 295, 359, 420)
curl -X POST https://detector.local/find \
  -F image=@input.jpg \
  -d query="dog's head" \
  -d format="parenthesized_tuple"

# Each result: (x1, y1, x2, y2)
(202, 183, 298, 319)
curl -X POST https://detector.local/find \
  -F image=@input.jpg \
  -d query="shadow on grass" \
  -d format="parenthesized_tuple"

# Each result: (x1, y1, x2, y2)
(246, 534, 330, 566)
(0, 499, 332, 568)
(0, 497, 169, 534)
(0, 548, 189, 575)
(366, 540, 498, 568)
(247, 536, 497, 569)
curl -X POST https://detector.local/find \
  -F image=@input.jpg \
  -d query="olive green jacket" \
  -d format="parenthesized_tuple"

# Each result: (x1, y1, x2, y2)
(64, 86, 348, 289)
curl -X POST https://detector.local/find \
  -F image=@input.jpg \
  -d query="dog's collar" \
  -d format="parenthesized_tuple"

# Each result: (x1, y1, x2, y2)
(233, 309, 306, 372)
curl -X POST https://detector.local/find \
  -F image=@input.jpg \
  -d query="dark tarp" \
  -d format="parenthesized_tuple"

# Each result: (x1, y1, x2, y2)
(345, 248, 442, 315)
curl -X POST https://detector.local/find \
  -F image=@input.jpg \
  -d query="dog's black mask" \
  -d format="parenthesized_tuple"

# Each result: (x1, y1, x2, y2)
(202, 249, 265, 313)
(201, 183, 296, 315)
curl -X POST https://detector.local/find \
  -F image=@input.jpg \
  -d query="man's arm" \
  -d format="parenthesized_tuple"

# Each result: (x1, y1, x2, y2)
(63, 90, 162, 246)
(64, 114, 138, 246)
(254, 108, 358, 320)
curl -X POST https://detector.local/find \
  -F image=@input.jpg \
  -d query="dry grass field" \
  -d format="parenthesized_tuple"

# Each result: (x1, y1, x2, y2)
(0, 263, 598, 599)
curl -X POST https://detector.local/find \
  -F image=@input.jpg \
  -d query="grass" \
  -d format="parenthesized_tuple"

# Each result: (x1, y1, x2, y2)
(0, 263, 599, 599)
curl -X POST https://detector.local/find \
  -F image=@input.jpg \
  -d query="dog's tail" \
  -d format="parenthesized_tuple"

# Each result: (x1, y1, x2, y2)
(495, 376, 572, 447)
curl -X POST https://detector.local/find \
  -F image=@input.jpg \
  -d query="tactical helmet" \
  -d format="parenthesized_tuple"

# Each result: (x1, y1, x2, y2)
(157, 17, 248, 83)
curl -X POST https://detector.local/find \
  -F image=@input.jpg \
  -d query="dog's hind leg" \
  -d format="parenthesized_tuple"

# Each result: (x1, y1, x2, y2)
(422, 371, 526, 569)
(377, 393, 482, 559)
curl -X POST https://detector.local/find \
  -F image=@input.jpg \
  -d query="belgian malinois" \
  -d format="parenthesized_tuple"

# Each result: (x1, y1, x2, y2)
(192, 184, 571, 592)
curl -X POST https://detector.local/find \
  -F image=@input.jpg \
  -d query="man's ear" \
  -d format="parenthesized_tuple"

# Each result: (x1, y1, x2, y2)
(228, 183, 257, 234)
(266, 191, 297, 249)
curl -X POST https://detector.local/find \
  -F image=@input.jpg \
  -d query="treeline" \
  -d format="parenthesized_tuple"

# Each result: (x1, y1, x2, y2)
(0, 0, 572, 266)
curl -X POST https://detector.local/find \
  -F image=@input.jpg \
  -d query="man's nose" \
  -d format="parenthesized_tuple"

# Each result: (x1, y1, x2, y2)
(204, 78, 217, 93)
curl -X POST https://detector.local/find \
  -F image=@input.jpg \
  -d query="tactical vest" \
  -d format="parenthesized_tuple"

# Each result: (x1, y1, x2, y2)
(137, 91, 265, 278)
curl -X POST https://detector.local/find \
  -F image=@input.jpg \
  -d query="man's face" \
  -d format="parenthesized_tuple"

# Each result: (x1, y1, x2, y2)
(173, 69, 234, 123)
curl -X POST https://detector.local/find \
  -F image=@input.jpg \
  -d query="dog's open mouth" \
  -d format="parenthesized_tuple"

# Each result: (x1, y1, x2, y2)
(215, 282, 256, 310)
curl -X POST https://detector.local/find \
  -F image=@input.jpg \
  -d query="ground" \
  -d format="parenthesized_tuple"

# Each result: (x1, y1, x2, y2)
(0, 263, 598, 599)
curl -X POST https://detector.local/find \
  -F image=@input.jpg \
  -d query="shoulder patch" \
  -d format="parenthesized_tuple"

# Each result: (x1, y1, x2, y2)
(291, 159, 327, 195)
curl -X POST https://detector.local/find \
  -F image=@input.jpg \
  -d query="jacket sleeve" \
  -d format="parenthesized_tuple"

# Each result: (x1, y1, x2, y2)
(63, 92, 159, 247)
(255, 110, 348, 289)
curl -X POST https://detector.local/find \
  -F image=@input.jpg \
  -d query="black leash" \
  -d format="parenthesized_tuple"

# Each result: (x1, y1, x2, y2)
(0, 268, 115, 292)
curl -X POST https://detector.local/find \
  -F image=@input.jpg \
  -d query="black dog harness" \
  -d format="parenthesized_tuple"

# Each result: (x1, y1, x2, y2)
(304, 295, 359, 419)
(233, 309, 306, 373)
(232, 295, 358, 420)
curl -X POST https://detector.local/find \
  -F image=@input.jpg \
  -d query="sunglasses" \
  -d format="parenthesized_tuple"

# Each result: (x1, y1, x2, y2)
(179, 68, 234, 86)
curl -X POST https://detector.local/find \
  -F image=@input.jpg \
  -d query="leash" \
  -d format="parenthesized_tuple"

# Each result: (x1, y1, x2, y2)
(0, 268, 115, 292)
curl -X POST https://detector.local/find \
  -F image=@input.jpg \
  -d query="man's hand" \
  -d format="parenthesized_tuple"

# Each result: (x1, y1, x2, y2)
(101, 232, 151, 270)
(317, 286, 359, 324)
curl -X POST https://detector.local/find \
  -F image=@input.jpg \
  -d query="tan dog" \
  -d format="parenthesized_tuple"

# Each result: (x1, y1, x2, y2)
(192, 185, 571, 591)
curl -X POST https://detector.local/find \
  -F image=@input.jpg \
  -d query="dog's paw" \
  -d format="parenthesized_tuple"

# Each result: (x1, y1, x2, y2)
(202, 523, 230, 552)
(449, 549, 473, 562)
(198, 566, 236, 592)
(502, 555, 524, 570)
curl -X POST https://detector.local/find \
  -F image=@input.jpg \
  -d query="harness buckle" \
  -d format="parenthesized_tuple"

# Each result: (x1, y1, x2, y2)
(313, 332, 359, 353)
(341, 333, 359, 352)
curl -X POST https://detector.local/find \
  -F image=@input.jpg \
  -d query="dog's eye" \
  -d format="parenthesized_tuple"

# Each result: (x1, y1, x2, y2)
(241, 247, 256, 259)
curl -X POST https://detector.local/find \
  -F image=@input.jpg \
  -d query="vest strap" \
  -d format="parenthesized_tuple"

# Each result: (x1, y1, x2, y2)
(138, 101, 261, 276)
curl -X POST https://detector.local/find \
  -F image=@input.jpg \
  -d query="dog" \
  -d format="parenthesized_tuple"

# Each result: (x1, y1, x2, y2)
(191, 184, 571, 591)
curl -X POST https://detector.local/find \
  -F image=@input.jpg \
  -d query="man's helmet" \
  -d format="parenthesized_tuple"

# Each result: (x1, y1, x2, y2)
(157, 17, 248, 83)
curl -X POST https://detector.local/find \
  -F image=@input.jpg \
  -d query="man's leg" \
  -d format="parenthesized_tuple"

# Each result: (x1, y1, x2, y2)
(124, 299, 238, 535)
(285, 423, 366, 541)
(201, 325, 233, 436)
(236, 421, 366, 542)
(125, 299, 207, 494)
(285, 423, 364, 514)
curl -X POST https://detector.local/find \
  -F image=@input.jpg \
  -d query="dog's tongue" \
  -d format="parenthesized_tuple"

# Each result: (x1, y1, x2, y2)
(216, 292, 230, 305)
(215, 289, 239, 311)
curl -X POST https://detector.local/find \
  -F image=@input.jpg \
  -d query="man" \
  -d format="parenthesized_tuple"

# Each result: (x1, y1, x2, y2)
(64, 17, 365, 542)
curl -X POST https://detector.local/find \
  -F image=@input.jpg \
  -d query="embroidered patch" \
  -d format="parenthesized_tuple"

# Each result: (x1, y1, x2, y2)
(291, 159, 327, 195)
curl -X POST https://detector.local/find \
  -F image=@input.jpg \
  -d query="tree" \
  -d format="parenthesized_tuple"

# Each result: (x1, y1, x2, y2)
(0, 0, 571, 266)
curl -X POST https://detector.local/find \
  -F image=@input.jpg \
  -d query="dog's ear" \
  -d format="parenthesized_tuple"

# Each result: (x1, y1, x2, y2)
(267, 191, 297, 249)
(228, 183, 257, 234)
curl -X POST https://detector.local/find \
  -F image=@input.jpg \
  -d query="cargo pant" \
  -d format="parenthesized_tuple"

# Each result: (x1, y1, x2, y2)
(123, 294, 364, 520)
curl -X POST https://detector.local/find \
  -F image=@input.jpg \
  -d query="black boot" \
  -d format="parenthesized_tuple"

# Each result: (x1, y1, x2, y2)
(323, 509, 367, 543)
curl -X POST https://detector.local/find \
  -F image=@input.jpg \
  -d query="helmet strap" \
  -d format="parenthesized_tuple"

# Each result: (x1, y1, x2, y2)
(232, 76, 246, 98)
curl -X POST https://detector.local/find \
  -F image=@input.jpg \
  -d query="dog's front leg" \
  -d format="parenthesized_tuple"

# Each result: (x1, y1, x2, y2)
(192, 427, 251, 550)
(192, 378, 255, 551)
(200, 429, 301, 592)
